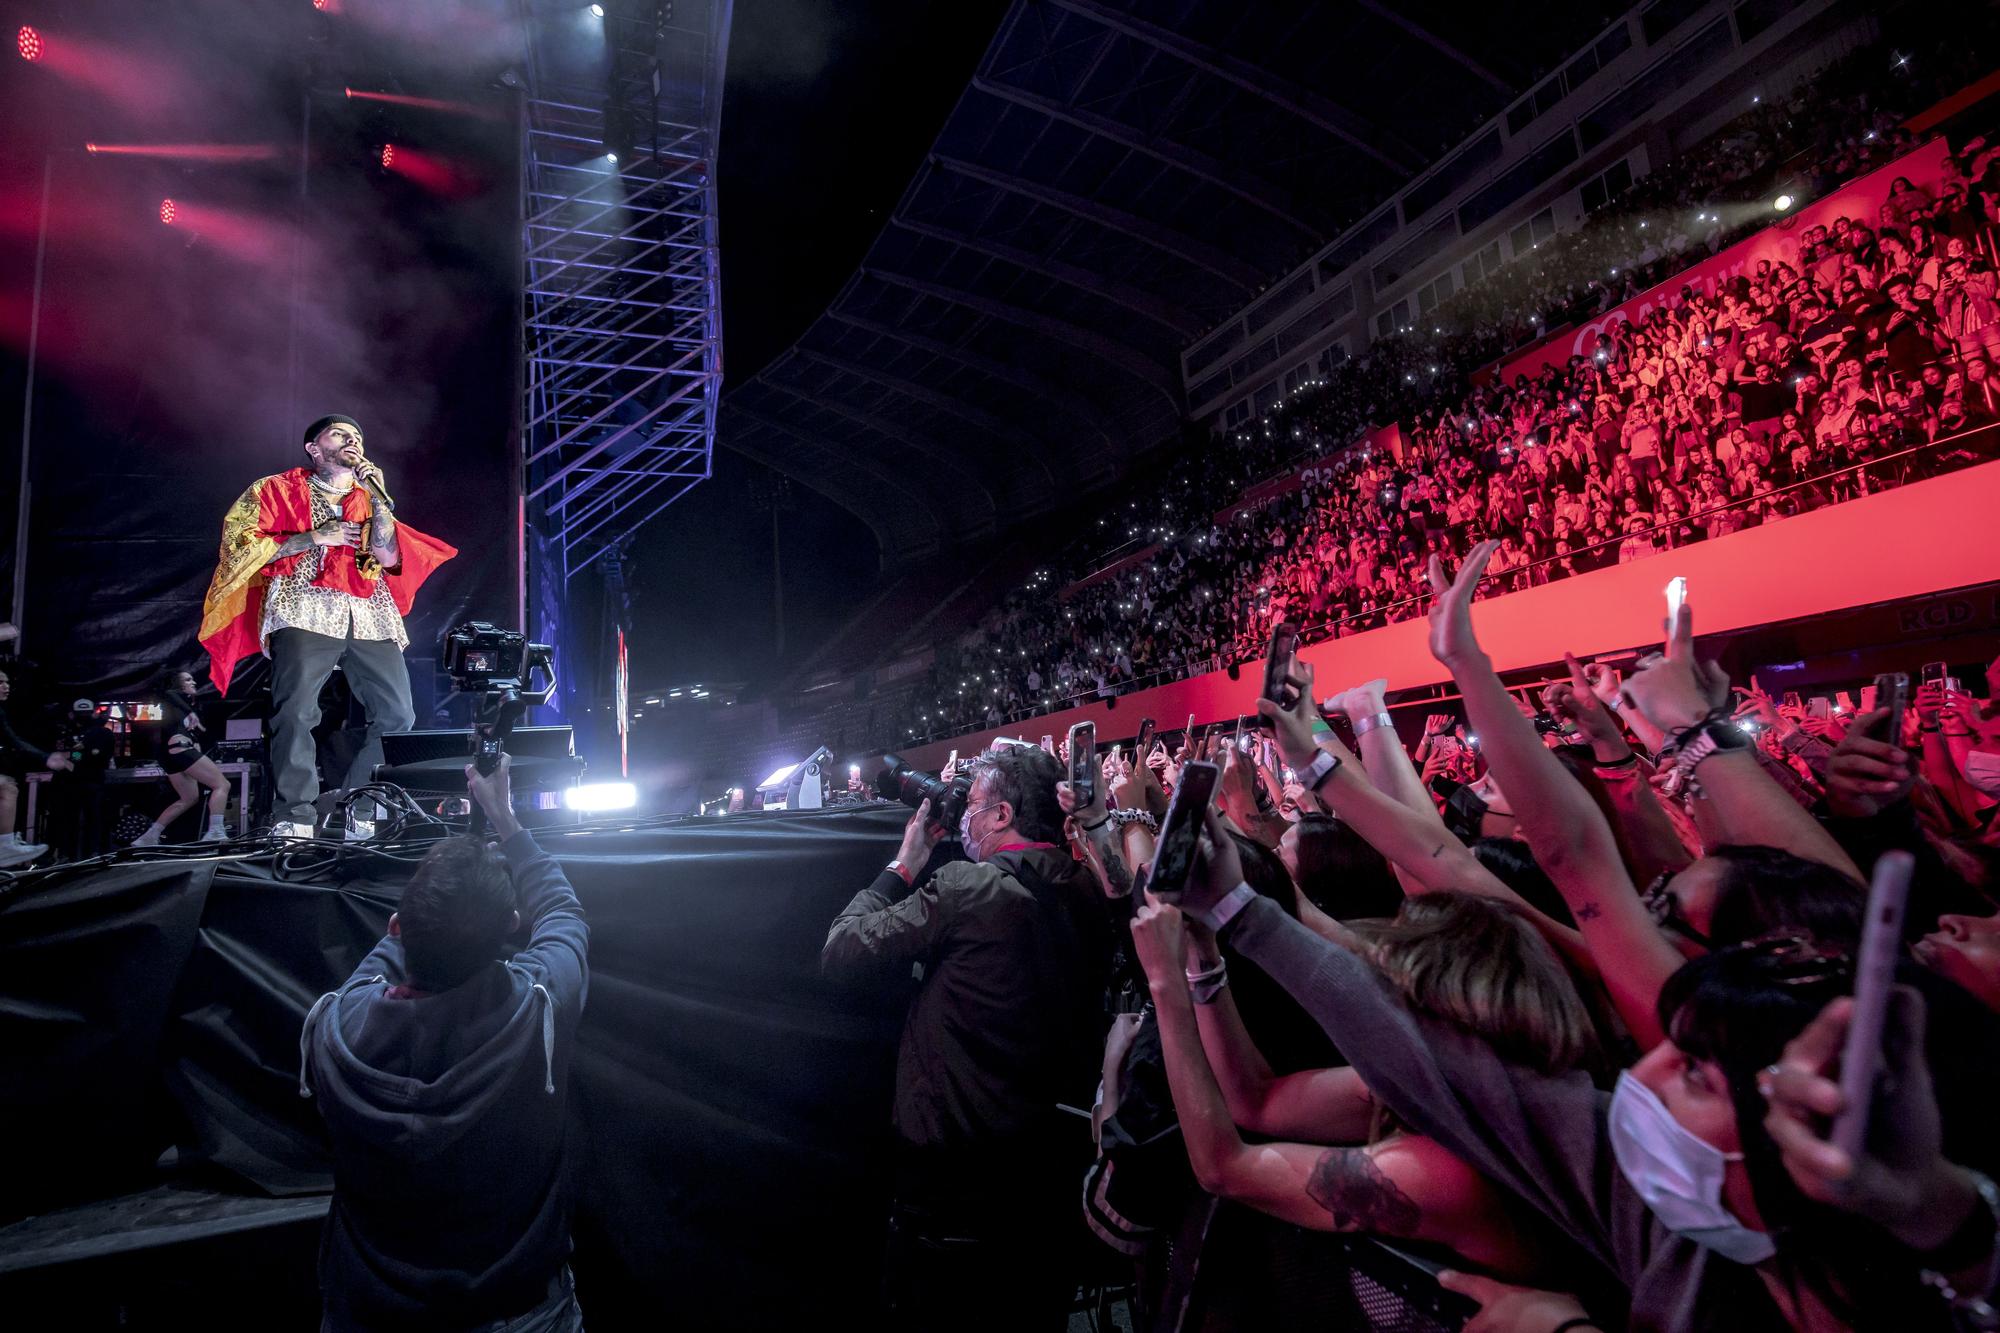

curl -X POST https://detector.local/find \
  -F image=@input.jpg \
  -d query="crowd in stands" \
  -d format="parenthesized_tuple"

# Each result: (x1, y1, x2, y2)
(1015, 563, 2000, 1331)
(898, 32, 2000, 746)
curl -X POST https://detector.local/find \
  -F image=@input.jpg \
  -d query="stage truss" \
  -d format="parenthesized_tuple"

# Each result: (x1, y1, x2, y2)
(520, 0, 729, 583)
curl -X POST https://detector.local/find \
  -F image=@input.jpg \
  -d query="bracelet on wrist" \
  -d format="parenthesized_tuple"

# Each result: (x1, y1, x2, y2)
(1351, 711, 1395, 738)
(1078, 814, 1110, 832)
(1186, 958, 1229, 1005)
(1105, 808, 1158, 834)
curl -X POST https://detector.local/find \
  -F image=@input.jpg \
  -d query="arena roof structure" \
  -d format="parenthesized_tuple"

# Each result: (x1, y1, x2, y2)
(719, 0, 1610, 562)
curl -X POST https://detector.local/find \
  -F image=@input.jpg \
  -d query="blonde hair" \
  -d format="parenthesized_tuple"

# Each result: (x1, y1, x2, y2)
(1349, 892, 1599, 1077)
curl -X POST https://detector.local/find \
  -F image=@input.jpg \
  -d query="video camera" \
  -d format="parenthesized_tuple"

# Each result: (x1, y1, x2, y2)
(874, 754, 971, 832)
(443, 621, 553, 695)
(442, 620, 556, 784)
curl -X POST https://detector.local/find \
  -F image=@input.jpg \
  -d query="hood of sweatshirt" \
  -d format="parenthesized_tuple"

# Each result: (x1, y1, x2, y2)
(301, 959, 559, 1156)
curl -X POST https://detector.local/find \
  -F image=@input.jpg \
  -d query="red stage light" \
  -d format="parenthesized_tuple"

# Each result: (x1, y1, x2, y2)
(18, 25, 43, 61)
(159, 198, 176, 225)
(381, 143, 395, 168)
(312, 0, 329, 9)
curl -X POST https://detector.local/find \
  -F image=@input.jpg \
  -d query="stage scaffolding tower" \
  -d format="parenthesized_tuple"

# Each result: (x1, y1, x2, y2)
(519, 0, 730, 711)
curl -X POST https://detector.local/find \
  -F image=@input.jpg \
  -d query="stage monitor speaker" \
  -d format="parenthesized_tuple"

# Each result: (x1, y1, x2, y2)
(374, 726, 584, 795)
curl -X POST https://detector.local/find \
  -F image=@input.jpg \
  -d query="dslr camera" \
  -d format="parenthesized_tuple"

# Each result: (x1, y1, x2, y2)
(875, 754, 971, 832)
(442, 621, 552, 692)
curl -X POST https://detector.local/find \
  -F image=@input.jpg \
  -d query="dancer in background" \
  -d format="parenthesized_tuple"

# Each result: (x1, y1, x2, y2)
(132, 668, 231, 846)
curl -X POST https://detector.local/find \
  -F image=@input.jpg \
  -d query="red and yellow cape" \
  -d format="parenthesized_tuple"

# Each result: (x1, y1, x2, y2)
(199, 468, 457, 695)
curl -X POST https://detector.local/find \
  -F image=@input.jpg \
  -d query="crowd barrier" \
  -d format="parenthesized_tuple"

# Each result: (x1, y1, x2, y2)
(0, 805, 1481, 1329)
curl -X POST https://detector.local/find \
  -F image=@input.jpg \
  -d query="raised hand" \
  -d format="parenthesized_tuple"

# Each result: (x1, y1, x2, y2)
(1824, 708, 1915, 818)
(1620, 602, 1715, 734)
(1426, 539, 1498, 668)
(1760, 989, 1965, 1251)
(1129, 890, 1188, 988)
(1578, 659, 1624, 711)
(1256, 659, 1322, 771)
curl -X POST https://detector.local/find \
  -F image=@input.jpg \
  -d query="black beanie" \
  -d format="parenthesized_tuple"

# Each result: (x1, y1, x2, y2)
(303, 413, 362, 445)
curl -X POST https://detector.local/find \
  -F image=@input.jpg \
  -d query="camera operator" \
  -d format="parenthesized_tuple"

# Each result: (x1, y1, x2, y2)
(822, 744, 1113, 1332)
(299, 755, 589, 1333)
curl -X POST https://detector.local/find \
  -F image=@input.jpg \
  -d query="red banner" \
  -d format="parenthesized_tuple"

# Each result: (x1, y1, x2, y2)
(1490, 139, 1953, 384)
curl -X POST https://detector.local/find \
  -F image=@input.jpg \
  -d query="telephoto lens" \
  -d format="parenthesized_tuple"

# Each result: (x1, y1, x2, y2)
(874, 755, 972, 831)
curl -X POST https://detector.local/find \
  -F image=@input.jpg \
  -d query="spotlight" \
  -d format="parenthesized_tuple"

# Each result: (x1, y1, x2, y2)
(313, 0, 328, 8)
(17, 25, 42, 61)
(565, 781, 637, 812)
(605, 151, 618, 163)
(1773, 193, 1795, 213)
(380, 143, 395, 168)
(589, 3, 605, 14)
(159, 198, 176, 225)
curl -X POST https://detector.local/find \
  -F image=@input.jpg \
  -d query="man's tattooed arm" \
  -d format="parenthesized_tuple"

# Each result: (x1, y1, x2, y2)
(1304, 1148, 1423, 1236)
(1087, 824, 1135, 898)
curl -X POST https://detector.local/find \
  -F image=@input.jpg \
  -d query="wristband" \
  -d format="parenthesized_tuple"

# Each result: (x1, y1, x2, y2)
(886, 859, 913, 886)
(1351, 712, 1395, 738)
(1192, 882, 1258, 934)
(1299, 750, 1341, 792)
(1078, 815, 1111, 833)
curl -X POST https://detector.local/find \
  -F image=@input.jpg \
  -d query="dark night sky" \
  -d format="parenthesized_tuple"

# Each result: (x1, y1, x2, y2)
(619, 0, 1013, 694)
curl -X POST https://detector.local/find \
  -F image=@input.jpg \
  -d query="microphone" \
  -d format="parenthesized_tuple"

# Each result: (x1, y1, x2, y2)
(347, 450, 395, 511)
(361, 472, 396, 512)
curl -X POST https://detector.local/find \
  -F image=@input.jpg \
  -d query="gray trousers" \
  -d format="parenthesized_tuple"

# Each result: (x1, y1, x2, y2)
(269, 627, 416, 823)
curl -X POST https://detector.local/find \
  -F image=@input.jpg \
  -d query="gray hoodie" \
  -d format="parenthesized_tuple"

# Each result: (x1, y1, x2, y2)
(301, 830, 589, 1332)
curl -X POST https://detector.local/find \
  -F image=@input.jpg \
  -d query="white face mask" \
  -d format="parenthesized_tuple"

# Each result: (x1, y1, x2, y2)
(1964, 750, 2000, 797)
(957, 799, 1003, 864)
(1608, 1071, 1776, 1265)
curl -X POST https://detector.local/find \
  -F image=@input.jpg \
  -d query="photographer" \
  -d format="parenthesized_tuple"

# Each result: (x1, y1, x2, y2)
(822, 744, 1112, 1331)
(299, 755, 589, 1333)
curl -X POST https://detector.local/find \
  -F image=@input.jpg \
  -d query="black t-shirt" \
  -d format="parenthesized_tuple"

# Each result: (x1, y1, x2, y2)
(71, 724, 117, 778)
(1738, 377, 1790, 423)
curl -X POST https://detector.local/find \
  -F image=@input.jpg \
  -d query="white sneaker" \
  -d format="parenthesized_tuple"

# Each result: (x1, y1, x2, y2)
(133, 826, 163, 848)
(197, 822, 229, 843)
(271, 820, 316, 840)
(0, 837, 47, 866)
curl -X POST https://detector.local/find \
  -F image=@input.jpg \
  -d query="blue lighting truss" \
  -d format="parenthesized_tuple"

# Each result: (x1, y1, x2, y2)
(520, 0, 730, 583)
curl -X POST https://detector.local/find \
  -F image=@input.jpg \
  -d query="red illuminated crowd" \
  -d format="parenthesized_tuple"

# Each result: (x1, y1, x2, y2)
(900, 39, 2000, 747)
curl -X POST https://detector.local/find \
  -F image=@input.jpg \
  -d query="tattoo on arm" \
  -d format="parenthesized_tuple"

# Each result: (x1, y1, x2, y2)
(1430, 842, 1446, 858)
(1305, 1148, 1422, 1236)
(1576, 902, 1602, 921)
(1093, 834, 1134, 897)
(269, 532, 315, 564)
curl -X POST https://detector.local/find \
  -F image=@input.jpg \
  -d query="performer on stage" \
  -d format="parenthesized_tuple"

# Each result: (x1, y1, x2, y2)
(199, 415, 456, 837)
